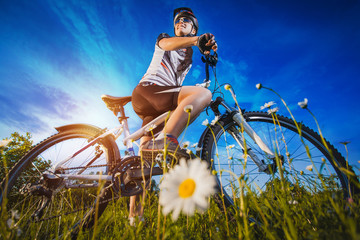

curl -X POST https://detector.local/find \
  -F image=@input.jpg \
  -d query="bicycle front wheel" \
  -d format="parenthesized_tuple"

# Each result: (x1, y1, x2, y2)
(201, 112, 358, 207)
(0, 125, 118, 239)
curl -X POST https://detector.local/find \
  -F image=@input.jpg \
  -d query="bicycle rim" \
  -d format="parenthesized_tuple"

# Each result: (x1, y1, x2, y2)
(202, 112, 355, 206)
(1, 127, 116, 239)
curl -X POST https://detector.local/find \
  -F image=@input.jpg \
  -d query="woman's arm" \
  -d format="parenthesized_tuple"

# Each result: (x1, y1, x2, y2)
(158, 36, 199, 51)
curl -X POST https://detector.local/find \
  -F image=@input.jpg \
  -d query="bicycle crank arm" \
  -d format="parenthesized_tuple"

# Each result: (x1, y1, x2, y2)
(124, 167, 163, 182)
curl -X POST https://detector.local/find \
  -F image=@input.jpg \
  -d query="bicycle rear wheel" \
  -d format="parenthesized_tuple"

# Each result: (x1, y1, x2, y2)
(201, 112, 358, 207)
(0, 125, 118, 239)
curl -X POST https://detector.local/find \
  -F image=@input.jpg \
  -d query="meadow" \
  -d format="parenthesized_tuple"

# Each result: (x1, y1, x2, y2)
(1, 85, 360, 239)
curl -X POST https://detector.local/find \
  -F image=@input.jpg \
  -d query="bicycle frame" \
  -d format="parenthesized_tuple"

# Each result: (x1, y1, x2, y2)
(48, 54, 275, 187)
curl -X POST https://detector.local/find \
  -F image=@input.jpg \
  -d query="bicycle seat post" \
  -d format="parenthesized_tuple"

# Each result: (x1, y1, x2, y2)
(114, 105, 135, 156)
(101, 94, 136, 156)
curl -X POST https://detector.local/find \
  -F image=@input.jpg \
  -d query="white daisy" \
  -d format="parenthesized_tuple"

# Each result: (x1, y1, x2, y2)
(191, 143, 202, 151)
(288, 200, 298, 205)
(298, 98, 308, 109)
(182, 141, 190, 149)
(184, 105, 193, 113)
(224, 84, 231, 90)
(145, 124, 157, 132)
(267, 107, 279, 114)
(256, 83, 262, 89)
(226, 144, 235, 149)
(211, 116, 220, 126)
(159, 158, 216, 220)
(306, 165, 313, 172)
(202, 119, 209, 126)
(260, 101, 276, 110)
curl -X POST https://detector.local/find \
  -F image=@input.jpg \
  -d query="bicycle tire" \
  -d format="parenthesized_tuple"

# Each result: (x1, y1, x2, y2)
(201, 111, 359, 207)
(0, 126, 118, 239)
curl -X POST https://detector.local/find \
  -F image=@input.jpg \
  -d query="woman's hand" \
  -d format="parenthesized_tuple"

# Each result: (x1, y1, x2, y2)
(197, 33, 218, 55)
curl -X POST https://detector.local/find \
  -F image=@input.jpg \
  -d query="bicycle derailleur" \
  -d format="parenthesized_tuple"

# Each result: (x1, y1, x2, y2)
(19, 171, 65, 221)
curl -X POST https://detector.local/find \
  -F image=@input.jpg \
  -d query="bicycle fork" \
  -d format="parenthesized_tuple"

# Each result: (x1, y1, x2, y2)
(211, 97, 275, 172)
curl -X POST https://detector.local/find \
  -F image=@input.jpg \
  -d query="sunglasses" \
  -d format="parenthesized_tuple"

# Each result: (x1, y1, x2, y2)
(175, 17, 192, 25)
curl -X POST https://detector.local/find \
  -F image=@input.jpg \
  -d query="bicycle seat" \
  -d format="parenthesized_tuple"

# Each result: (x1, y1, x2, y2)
(101, 95, 132, 108)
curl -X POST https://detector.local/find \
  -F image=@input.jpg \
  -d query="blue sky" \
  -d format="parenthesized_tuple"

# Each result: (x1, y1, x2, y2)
(0, 0, 359, 168)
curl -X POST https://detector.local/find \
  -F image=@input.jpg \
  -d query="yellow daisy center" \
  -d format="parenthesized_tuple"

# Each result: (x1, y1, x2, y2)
(178, 178, 196, 198)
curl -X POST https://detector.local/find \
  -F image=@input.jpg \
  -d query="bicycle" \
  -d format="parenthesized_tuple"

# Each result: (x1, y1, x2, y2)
(1, 53, 358, 239)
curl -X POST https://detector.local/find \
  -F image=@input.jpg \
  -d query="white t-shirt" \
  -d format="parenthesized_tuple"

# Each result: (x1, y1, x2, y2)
(140, 33, 193, 86)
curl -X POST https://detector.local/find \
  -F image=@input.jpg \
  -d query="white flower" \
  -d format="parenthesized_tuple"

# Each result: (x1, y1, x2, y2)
(159, 158, 216, 220)
(260, 101, 276, 110)
(267, 107, 279, 114)
(306, 165, 313, 172)
(184, 105, 193, 113)
(186, 149, 193, 155)
(0, 139, 11, 147)
(298, 98, 308, 109)
(224, 84, 231, 90)
(191, 143, 198, 148)
(288, 200, 298, 205)
(7, 218, 14, 228)
(256, 83, 262, 89)
(211, 116, 220, 126)
(145, 124, 157, 132)
(191, 143, 202, 151)
(202, 119, 209, 126)
(11, 210, 20, 220)
(226, 144, 235, 149)
(182, 141, 190, 148)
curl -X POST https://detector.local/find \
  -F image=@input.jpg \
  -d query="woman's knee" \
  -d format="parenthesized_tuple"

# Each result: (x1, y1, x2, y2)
(198, 87, 212, 104)
(179, 86, 212, 103)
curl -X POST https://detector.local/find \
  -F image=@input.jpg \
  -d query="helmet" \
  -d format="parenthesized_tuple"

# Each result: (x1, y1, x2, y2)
(173, 7, 198, 36)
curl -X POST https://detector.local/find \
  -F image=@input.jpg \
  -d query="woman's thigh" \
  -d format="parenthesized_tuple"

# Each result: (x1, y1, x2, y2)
(178, 86, 212, 103)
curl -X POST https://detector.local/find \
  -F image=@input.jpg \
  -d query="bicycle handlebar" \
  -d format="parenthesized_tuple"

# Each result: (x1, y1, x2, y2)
(202, 52, 218, 82)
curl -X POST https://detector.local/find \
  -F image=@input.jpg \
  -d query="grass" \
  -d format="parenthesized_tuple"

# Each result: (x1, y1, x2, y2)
(2, 85, 360, 239)
(64, 187, 360, 239)
(2, 183, 359, 239)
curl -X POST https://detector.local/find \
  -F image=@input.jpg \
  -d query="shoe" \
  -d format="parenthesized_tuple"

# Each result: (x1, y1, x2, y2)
(141, 135, 196, 163)
(129, 216, 144, 227)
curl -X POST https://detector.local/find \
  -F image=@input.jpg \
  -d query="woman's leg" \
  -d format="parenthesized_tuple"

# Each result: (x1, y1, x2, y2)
(163, 86, 212, 138)
(129, 86, 211, 223)
(128, 136, 151, 223)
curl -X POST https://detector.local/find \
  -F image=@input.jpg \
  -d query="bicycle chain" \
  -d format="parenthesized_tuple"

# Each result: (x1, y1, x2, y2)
(60, 164, 110, 171)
